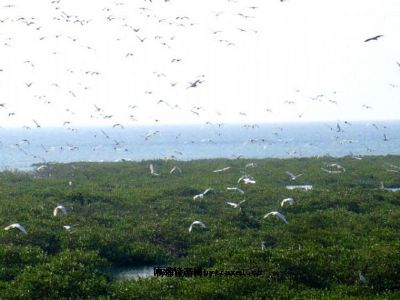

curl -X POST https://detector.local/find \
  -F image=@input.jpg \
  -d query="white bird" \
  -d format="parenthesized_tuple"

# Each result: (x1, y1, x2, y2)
(281, 197, 294, 207)
(63, 224, 78, 231)
(213, 166, 231, 173)
(226, 200, 246, 210)
(145, 130, 160, 140)
(261, 241, 267, 251)
(36, 164, 48, 171)
(321, 163, 346, 174)
(150, 164, 160, 176)
(245, 162, 257, 168)
(237, 174, 256, 185)
(226, 187, 245, 194)
(4, 223, 28, 234)
(193, 188, 213, 200)
(286, 171, 303, 180)
(53, 205, 67, 216)
(263, 211, 288, 224)
(189, 220, 206, 232)
(358, 271, 367, 284)
(242, 178, 256, 184)
(170, 166, 182, 174)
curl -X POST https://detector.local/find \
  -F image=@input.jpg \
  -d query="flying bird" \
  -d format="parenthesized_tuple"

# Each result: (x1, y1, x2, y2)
(237, 174, 256, 185)
(188, 220, 206, 232)
(150, 164, 160, 176)
(213, 166, 231, 173)
(280, 197, 294, 207)
(226, 200, 246, 210)
(4, 223, 28, 234)
(364, 35, 383, 42)
(53, 205, 67, 216)
(383, 134, 389, 141)
(33, 119, 41, 128)
(193, 188, 213, 200)
(187, 79, 204, 89)
(286, 171, 303, 180)
(170, 166, 182, 174)
(263, 211, 288, 224)
(226, 187, 245, 194)
(245, 162, 257, 168)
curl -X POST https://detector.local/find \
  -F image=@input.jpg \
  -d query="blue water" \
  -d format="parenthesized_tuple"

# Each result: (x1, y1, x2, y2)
(0, 121, 399, 170)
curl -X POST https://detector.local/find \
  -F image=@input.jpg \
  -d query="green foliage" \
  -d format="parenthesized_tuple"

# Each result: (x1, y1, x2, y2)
(4, 250, 109, 299)
(0, 156, 399, 298)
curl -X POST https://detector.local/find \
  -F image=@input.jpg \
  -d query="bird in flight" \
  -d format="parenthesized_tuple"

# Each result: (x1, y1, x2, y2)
(237, 174, 256, 185)
(263, 211, 288, 224)
(213, 166, 231, 173)
(150, 164, 160, 176)
(188, 220, 206, 232)
(33, 119, 41, 128)
(364, 35, 383, 42)
(187, 79, 204, 89)
(281, 197, 294, 207)
(53, 205, 67, 216)
(136, 36, 146, 43)
(193, 188, 213, 200)
(226, 187, 245, 194)
(170, 166, 182, 174)
(383, 134, 389, 141)
(286, 171, 303, 180)
(226, 200, 246, 210)
(4, 223, 28, 234)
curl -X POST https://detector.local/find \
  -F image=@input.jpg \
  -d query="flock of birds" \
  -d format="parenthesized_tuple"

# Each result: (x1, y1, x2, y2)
(3, 164, 301, 235)
(5, 158, 397, 285)
(4, 204, 68, 235)
(0, 0, 398, 168)
(0, 0, 399, 287)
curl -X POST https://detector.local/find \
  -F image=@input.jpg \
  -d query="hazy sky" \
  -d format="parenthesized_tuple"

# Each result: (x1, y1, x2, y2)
(0, 0, 399, 127)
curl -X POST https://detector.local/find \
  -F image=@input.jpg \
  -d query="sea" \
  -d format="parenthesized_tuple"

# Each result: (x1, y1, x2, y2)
(0, 121, 399, 170)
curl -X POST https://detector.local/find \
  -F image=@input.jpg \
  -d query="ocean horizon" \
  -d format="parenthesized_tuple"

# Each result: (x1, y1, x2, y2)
(1, 120, 399, 170)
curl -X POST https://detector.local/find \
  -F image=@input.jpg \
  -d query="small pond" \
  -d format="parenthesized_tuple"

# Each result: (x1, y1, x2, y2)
(108, 265, 156, 281)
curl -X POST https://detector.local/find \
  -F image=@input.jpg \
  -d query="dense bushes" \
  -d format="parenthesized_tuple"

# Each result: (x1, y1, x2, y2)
(0, 156, 399, 298)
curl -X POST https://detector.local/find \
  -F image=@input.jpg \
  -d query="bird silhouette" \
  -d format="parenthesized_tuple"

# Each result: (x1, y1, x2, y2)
(364, 35, 383, 42)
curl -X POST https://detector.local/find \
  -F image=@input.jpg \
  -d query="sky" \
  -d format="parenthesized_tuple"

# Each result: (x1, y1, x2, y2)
(0, 0, 399, 128)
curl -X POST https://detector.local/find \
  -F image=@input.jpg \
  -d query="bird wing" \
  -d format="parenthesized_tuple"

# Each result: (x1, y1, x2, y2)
(189, 221, 205, 231)
(203, 188, 212, 194)
(276, 212, 288, 224)
(226, 202, 237, 207)
(5, 223, 27, 234)
(194, 221, 206, 228)
(237, 175, 245, 184)
(193, 194, 202, 200)
(227, 187, 244, 194)
(263, 212, 273, 218)
(286, 171, 295, 178)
